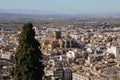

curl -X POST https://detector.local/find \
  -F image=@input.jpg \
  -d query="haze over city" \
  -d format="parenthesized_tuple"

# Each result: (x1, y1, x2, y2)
(0, 0, 120, 15)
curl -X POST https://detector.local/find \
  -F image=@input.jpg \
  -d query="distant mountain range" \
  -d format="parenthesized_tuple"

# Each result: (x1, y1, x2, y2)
(0, 9, 120, 16)
(0, 9, 60, 15)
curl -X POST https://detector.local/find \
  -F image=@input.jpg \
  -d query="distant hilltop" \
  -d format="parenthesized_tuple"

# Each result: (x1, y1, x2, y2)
(0, 9, 120, 16)
(0, 9, 60, 16)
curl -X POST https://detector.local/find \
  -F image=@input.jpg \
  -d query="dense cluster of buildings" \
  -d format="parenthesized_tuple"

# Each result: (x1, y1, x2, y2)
(38, 26, 120, 80)
(0, 28, 18, 79)
(0, 24, 120, 80)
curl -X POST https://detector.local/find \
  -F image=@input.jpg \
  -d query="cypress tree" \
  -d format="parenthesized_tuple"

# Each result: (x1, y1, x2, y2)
(11, 23, 44, 80)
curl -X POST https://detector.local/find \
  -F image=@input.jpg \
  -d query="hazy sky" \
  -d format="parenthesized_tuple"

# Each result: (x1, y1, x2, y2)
(0, 0, 120, 14)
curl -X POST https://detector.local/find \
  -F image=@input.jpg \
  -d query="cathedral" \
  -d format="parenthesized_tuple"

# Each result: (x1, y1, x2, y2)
(41, 31, 78, 52)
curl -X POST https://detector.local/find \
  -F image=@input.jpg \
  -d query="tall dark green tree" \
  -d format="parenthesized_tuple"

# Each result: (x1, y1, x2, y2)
(11, 23, 44, 80)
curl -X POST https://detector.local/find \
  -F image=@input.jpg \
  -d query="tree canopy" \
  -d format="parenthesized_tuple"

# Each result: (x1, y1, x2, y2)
(11, 23, 44, 80)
